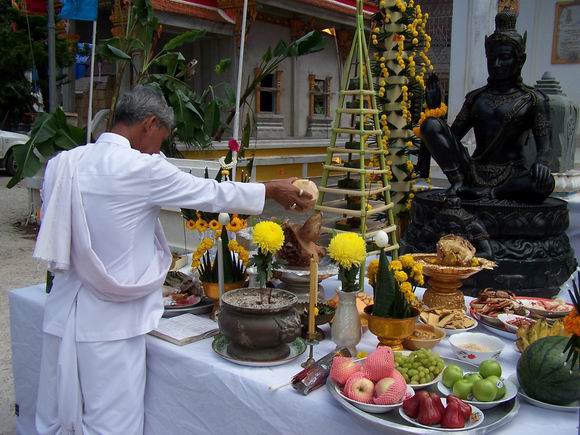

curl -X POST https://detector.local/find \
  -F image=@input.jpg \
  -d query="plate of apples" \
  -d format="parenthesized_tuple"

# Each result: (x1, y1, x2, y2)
(329, 347, 414, 413)
(399, 392, 484, 431)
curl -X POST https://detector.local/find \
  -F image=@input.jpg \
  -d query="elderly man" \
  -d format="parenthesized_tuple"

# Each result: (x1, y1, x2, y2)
(34, 85, 313, 435)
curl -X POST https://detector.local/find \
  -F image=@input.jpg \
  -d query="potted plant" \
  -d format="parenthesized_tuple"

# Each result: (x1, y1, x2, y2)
(364, 231, 424, 350)
(217, 220, 302, 362)
(327, 232, 367, 354)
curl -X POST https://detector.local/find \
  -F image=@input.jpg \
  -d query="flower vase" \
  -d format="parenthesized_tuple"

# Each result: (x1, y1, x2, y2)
(331, 289, 362, 355)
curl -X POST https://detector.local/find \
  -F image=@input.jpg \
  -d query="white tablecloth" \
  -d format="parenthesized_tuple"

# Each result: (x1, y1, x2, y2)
(10, 279, 579, 435)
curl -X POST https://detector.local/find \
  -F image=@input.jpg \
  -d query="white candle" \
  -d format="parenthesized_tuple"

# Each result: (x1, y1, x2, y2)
(217, 237, 225, 304)
(308, 256, 318, 340)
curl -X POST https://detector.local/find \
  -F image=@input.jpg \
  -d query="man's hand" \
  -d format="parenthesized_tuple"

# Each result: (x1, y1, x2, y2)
(531, 161, 551, 187)
(264, 178, 315, 212)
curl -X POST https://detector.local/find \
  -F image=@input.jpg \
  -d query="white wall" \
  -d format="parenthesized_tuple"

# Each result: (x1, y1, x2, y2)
(518, 0, 580, 107)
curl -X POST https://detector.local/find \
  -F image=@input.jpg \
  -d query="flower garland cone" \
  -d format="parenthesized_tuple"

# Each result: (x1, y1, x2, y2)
(330, 356, 362, 386)
(363, 346, 395, 382)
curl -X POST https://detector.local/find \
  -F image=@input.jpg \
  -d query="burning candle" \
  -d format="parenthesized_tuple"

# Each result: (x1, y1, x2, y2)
(308, 255, 318, 340)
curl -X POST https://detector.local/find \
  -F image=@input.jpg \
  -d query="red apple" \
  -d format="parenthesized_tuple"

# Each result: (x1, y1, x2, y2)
(363, 346, 395, 382)
(344, 373, 375, 403)
(330, 356, 361, 386)
(373, 375, 407, 405)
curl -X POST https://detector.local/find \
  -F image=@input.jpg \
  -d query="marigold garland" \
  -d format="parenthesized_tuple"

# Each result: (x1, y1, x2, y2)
(328, 232, 367, 270)
(564, 309, 580, 337)
(185, 219, 196, 231)
(367, 259, 379, 287)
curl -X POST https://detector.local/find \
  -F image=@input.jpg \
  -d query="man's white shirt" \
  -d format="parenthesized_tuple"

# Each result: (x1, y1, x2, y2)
(41, 132, 265, 342)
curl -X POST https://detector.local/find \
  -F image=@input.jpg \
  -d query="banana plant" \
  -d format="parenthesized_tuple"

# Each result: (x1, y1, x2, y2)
(7, 108, 85, 188)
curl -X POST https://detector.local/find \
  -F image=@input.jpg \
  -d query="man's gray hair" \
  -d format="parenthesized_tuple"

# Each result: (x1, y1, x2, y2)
(113, 85, 175, 129)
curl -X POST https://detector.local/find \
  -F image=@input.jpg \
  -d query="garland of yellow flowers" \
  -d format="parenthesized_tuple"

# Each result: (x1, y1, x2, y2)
(191, 238, 214, 269)
(412, 102, 448, 137)
(366, 254, 424, 307)
(185, 213, 247, 235)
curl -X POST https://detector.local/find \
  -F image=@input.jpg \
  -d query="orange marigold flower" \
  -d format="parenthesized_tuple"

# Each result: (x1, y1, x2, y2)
(564, 309, 580, 336)
(185, 219, 196, 231)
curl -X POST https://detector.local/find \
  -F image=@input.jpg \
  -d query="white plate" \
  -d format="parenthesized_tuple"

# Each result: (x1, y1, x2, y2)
(508, 374, 580, 412)
(516, 297, 573, 318)
(478, 319, 517, 341)
(211, 335, 306, 367)
(437, 376, 518, 410)
(399, 398, 485, 432)
(419, 317, 478, 336)
(497, 313, 536, 333)
(395, 350, 444, 389)
(334, 383, 414, 414)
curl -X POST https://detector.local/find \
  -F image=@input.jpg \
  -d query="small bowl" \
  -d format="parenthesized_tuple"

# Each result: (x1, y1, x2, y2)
(448, 332, 504, 364)
(335, 383, 415, 414)
(497, 313, 536, 333)
(403, 324, 446, 350)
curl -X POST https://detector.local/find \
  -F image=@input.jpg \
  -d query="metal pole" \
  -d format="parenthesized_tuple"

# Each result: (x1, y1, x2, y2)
(231, 0, 249, 181)
(86, 19, 98, 143)
(47, 0, 57, 112)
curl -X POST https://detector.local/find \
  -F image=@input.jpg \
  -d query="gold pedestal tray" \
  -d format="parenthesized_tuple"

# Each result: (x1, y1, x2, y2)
(411, 254, 496, 310)
(364, 306, 419, 351)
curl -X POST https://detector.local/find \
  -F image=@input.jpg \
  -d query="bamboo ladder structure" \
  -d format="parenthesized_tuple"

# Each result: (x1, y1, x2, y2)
(315, 0, 399, 289)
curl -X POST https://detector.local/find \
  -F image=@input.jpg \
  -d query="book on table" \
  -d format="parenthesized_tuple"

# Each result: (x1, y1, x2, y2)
(149, 313, 218, 346)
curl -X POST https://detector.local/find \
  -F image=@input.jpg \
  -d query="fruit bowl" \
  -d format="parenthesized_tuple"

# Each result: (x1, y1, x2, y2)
(399, 397, 484, 432)
(403, 324, 445, 350)
(448, 332, 504, 364)
(333, 381, 415, 414)
(394, 350, 445, 390)
(436, 376, 518, 410)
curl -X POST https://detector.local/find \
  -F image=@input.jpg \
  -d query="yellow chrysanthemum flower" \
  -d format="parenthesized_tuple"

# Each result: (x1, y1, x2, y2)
(394, 270, 408, 283)
(367, 259, 379, 286)
(356, 351, 369, 359)
(400, 281, 413, 293)
(389, 260, 403, 271)
(185, 219, 196, 231)
(328, 232, 366, 270)
(400, 254, 414, 269)
(253, 221, 285, 254)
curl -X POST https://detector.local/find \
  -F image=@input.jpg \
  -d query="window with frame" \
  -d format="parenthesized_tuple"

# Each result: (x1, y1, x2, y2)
(255, 70, 282, 114)
(309, 75, 331, 117)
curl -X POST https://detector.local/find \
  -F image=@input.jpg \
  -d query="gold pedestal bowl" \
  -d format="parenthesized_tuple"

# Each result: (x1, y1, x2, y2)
(411, 254, 496, 310)
(364, 306, 419, 351)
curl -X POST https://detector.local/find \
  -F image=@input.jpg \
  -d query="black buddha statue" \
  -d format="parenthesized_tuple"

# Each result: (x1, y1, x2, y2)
(419, 11, 554, 204)
(403, 11, 577, 297)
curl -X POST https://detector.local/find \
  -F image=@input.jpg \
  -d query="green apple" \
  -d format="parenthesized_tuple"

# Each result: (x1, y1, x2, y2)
(463, 372, 483, 385)
(442, 365, 464, 388)
(479, 360, 502, 378)
(486, 375, 506, 400)
(452, 379, 473, 400)
(472, 379, 498, 402)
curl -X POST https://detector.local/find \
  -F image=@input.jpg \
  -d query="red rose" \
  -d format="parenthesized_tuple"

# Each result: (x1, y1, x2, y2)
(228, 139, 240, 152)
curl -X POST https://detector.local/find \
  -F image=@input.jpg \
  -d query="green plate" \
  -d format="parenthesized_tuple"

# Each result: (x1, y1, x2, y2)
(212, 334, 307, 367)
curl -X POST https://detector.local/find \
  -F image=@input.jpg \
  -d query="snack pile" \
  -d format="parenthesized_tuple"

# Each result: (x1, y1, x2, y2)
(420, 308, 476, 330)
(436, 234, 476, 267)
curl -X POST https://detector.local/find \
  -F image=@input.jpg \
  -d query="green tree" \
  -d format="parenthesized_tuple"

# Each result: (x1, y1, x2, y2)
(0, 1, 74, 129)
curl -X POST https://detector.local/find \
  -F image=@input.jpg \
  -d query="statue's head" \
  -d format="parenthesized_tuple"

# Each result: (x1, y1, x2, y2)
(485, 11, 527, 82)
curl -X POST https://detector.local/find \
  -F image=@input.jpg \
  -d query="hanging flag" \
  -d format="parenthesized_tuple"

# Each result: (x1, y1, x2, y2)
(59, 0, 98, 21)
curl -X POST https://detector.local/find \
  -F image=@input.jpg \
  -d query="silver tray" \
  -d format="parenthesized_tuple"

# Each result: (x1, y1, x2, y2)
(326, 357, 520, 434)
(162, 298, 214, 318)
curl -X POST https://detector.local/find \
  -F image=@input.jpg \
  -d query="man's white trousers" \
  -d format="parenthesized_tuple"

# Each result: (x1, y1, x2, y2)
(36, 333, 146, 435)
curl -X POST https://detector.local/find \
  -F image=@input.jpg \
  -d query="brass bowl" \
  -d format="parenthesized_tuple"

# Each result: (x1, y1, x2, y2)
(411, 254, 496, 310)
(364, 305, 419, 351)
(402, 324, 445, 351)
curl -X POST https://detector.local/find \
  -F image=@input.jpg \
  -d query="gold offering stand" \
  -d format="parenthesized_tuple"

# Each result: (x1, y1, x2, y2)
(412, 254, 496, 310)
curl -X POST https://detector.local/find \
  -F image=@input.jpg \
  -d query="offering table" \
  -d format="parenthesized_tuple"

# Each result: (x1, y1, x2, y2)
(10, 280, 577, 435)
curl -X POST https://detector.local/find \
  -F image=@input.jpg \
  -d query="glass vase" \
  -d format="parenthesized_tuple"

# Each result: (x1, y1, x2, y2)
(331, 288, 362, 355)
